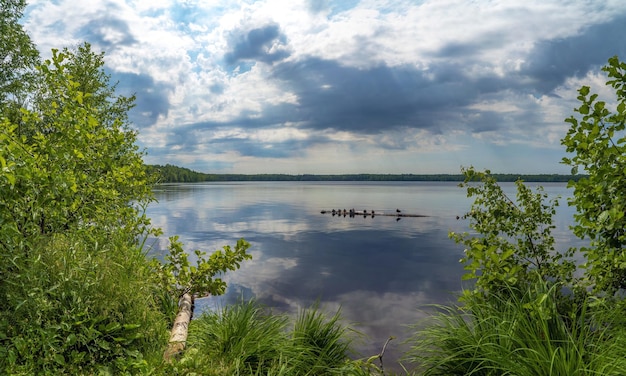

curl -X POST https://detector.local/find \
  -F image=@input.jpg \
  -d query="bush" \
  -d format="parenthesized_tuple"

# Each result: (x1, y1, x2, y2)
(0, 230, 169, 374)
(409, 56, 626, 375)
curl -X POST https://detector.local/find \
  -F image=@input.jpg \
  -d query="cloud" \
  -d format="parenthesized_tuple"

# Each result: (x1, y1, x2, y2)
(268, 57, 547, 137)
(21, 0, 626, 173)
(306, 0, 329, 14)
(224, 23, 291, 65)
(520, 14, 626, 94)
(78, 16, 137, 49)
(111, 71, 173, 127)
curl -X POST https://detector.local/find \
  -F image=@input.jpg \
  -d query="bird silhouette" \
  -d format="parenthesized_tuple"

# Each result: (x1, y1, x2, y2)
(396, 209, 401, 213)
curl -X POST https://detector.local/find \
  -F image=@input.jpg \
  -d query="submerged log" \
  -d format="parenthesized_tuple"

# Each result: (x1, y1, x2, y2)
(320, 209, 428, 218)
(163, 293, 193, 362)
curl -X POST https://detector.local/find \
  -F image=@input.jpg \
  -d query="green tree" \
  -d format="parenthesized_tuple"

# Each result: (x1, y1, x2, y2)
(450, 167, 575, 297)
(1, 47, 153, 242)
(0, 28, 251, 374)
(30, 43, 135, 136)
(0, 0, 40, 128)
(562, 56, 626, 295)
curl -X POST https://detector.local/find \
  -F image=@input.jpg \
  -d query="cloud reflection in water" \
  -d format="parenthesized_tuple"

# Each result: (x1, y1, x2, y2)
(146, 181, 577, 370)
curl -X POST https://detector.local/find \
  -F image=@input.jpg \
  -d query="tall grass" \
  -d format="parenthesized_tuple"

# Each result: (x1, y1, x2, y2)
(186, 299, 288, 373)
(291, 305, 355, 373)
(406, 279, 626, 375)
(176, 300, 365, 375)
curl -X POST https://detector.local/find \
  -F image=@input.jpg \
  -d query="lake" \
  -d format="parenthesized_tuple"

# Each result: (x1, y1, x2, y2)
(146, 181, 581, 370)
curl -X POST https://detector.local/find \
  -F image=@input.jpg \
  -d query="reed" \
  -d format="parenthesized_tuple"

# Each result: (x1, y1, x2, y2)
(406, 279, 626, 375)
(180, 300, 363, 375)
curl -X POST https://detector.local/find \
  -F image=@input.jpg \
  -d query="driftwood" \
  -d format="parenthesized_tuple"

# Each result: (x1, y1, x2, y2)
(163, 293, 193, 362)
(320, 209, 428, 218)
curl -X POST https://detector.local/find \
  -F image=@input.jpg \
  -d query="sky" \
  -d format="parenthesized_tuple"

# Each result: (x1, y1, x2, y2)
(22, 0, 626, 174)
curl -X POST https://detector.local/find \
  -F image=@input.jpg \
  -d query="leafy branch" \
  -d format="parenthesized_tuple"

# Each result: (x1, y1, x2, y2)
(561, 55, 626, 295)
(153, 236, 252, 299)
(450, 167, 575, 296)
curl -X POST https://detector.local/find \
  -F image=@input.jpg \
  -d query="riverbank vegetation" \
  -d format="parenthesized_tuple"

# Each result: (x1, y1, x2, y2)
(4, 0, 626, 374)
(407, 55, 626, 375)
(0, 1, 369, 374)
(0, 1, 253, 374)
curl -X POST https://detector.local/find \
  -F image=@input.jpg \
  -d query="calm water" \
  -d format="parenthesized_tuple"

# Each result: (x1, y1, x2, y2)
(146, 181, 581, 369)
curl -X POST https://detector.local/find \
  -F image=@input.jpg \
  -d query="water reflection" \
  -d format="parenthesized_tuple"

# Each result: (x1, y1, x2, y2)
(146, 181, 582, 370)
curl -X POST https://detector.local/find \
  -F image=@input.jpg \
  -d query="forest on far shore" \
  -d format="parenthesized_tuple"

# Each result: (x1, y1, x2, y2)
(146, 163, 586, 183)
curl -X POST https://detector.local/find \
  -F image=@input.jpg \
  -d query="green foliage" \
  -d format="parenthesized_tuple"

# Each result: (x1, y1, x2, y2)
(147, 164, 214, 183)
(561, 56, 626, 295)
(0, 232, 168, 375)
(450, 167, 575, 296)
(0, 41, 167, 373)
(411, 56, 626, 376)
(291, 305, 355, 373)
(407, 278, 626, 376)
(0, 7, 255, 374)
(0, 47, 154, 244)
(0, 0, 40, 111)
(153, 236, 252, 298)
(163, 300, 365, 375)
(187, 300, 288, 373)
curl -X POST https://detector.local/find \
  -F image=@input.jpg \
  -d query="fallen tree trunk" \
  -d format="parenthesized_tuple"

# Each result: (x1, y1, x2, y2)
(163, 293, 193, 362)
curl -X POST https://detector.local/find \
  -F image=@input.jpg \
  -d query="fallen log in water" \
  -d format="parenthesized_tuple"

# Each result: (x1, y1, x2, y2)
(163, 293, 193, 362)
(320, 209, 428, 217)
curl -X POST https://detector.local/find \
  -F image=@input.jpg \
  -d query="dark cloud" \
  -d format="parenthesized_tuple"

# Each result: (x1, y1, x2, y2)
(520, 14, 626, 94)
(270, 58, 483, 134)
(145, 12, 626, 161)
(111, 71, 173, 128)
(264, 12, 626, 138)
(170, 56, 537, 159)
(78, 16, 136, 49)
(224, 24, 291, 65)
(215, 139, 307, 158)
(436, 33, 507, 59)
(162, 123, 329, 159)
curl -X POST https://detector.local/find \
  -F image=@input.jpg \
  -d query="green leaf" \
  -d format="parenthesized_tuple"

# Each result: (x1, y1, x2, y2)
(54, 354, 66, 365)
(579, 104, 589, 114)
(579, 86, 590, 96)
(103, 322, 121, 333)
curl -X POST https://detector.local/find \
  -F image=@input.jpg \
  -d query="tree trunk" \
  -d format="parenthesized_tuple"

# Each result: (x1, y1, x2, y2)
(163, 293, 193, 362)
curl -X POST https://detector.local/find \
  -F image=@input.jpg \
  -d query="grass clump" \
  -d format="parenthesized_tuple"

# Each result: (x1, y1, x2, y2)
(406, 278, 626, 375)
(291, 306, 354, 373)
(163, 300, 370, 375)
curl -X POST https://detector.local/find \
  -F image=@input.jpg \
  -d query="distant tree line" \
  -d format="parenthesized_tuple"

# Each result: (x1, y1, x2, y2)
(146, 164, 212, 182)
(147, 164, 585, 183)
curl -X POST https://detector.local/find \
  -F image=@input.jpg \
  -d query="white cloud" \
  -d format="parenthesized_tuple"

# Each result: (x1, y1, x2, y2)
(22, 0, 626, 173)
